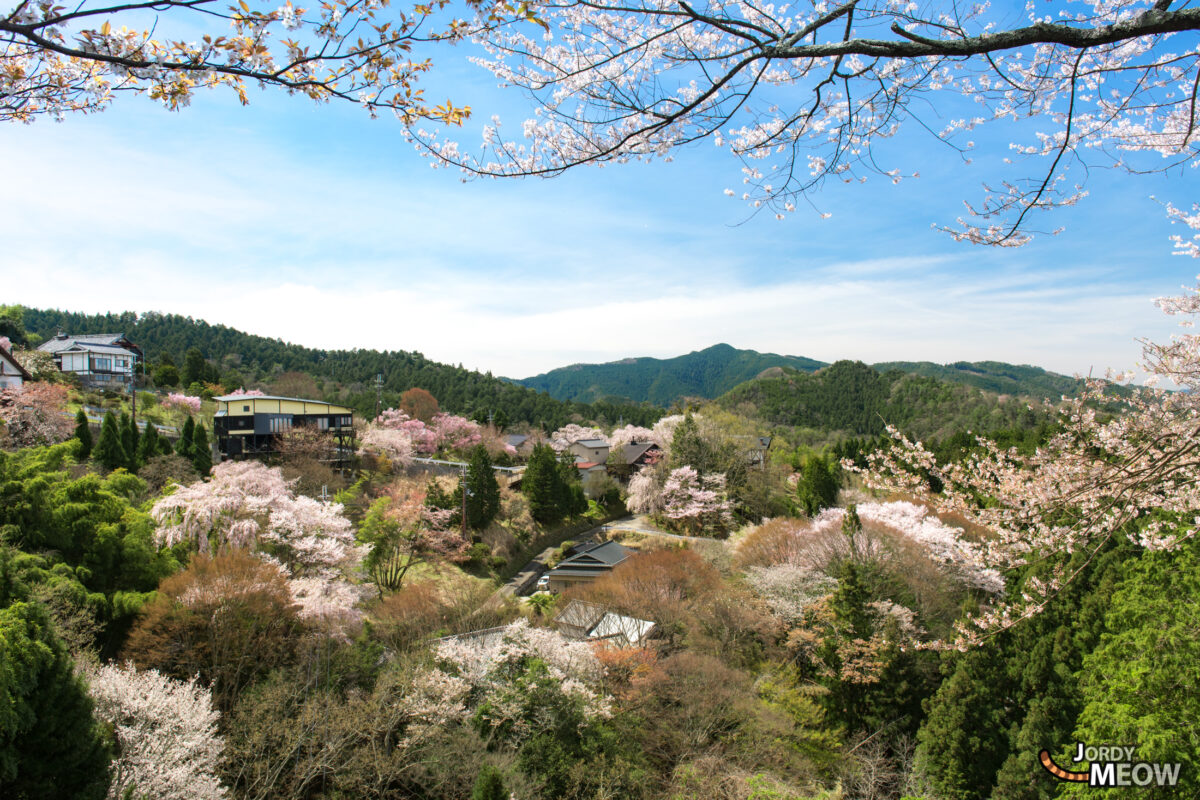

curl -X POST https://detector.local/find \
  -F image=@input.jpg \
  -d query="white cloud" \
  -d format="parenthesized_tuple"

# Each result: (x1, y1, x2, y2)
(0, 106, 1186, 383)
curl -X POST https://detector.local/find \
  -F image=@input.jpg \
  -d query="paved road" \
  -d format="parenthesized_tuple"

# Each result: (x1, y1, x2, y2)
(486, 517, 629, 608)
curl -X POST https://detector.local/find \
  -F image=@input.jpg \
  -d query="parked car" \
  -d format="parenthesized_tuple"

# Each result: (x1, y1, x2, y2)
(536, 574, 550, 591)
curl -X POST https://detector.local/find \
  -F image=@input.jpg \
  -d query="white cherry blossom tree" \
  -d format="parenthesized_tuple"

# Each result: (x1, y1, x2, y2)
(86, 661, 226, 800)
(411, 0, 1200, 244)
(1, 0, 510, 122)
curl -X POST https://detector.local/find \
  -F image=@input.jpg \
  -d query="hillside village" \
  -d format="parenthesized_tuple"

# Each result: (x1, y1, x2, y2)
(1, 303, 1195, 800)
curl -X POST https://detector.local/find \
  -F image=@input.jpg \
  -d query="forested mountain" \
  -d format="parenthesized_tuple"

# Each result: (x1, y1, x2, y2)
(870, 359, 1084, 399)
(519, 343, 1084, 407)
(22, 309, 661, 427)
(518, 343, 826, 405)
(718, 360, 1046, 442)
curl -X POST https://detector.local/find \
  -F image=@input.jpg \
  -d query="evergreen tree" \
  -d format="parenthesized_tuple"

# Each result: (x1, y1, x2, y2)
(190, 423, 212, 476)
(119, 413, 139, 472)
(1068, 536, 1200, 797)
(796, 453, 839, 516)
(917, 541, 1132, 800)
(175, 417, 196, 460)
(73, 410, 92, 460)
(471, 765, 507, 800)
(182, 347, 206, 387)
(523, 444, 564, 525)
(137, 423, 161, 465)
(555, 450, 580, 517)
(93, 411, 126, 471)
(462, 445, 500, 530)
(0, 602, 111, 800)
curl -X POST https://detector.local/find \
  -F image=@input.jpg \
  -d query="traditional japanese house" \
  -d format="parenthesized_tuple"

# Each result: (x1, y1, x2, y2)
(37, 332, 141, 389)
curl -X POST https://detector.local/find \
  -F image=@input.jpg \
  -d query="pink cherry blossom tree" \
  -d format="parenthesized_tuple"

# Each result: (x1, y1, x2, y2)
(357, 424, 417, 467)
(0, 381, 72, 447)
(426, 619, 612, 742)
(411, 0, 1200, 246)
(152, 460, 361, 577)
(430, 412, 483, 453)
(660, 465, 735, 535)
(163, 393, 202, 414)
(86, 661, 226, 800)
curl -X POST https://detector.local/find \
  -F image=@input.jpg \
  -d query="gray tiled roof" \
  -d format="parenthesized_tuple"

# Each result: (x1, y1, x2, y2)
(37, 333, 128, 353)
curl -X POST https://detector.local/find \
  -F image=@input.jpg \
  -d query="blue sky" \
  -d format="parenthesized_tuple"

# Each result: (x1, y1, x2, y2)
(0, 33, 1194, 380)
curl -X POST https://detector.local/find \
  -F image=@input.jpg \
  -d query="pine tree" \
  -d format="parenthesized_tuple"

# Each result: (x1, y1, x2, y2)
(463, 445, 500, 530)
(191, 422, 212, 476)
(120, 412, 140, 472)
(94, 411, 126, 471)
(523, 444, 564, 525)
(73, 409, 92, 460)
(138, 422, 161, 465)
(176, 417, 196, 460)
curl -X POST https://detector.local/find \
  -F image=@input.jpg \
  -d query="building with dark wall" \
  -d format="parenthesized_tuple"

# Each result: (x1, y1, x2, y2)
(213, 394, 354, 459)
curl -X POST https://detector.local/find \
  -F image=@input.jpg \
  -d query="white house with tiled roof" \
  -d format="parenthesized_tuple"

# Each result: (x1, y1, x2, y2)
(37, 332, 140, 389)
(0, 343, 32, 389)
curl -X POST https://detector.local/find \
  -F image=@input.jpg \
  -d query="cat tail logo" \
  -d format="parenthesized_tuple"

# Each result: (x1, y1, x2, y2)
(1040, 745, 1182, 788)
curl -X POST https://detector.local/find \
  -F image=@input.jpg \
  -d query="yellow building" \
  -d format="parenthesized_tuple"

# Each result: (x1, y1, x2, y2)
(212, 394, 354, 459)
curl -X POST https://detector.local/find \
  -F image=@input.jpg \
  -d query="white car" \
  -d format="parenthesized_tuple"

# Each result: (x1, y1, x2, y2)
(535, 574, 550, 591)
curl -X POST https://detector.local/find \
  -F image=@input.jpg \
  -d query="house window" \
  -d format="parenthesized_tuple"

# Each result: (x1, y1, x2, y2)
(317, 417, 329, 431)
(243, 405, 250, 412)
(94, 357, 112, 371)
(269, 416, 292, 434)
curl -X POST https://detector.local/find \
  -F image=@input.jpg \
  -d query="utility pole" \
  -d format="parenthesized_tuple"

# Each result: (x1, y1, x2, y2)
(130, 353, 139, 430)
(460, 463, 469, 540)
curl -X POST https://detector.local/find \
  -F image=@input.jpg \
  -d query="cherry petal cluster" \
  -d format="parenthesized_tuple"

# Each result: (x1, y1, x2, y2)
(151, 460, 361, 578)
(550, 423, 606, 451)
(860, 276, 1200, 645)
(607, 423, 660, 449)
(411, 0, 1200, 244)
(163, 392, 202, 414)
(0, 381, 73, 447)
(370, 407, 482, 455)
(86, 661, 226, 800)
(1, 0, 503, 123)
(431, 618, 611, 740)
(660, 465, 735, 534)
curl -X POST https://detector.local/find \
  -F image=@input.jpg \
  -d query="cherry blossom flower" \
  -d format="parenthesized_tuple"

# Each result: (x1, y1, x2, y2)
(86, 662, 226, 800)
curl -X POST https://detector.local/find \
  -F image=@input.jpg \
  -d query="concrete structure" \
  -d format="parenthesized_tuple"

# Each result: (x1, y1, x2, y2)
(37, 332, 140, 389)
(212, 394, 354, 459)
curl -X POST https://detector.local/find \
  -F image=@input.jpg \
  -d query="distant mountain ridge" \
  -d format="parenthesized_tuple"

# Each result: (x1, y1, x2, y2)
(519, 344, 1081, 406)
(517, 343, 826, 406)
